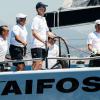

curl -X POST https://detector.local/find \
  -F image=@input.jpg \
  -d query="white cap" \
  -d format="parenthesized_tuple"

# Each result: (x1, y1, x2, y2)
(16, 13, 27, 18)
(95, 19, 100, 25)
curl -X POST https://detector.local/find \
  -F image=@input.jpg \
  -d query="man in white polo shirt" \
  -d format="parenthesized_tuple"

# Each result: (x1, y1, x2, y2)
(9, 13, 28, 71)
(87, 19, 100, 67)
(31, 2, 55, 70)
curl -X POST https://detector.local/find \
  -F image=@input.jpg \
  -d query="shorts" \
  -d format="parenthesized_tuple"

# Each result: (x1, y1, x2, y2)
(9, 45, 24, 66)
(31, 48, 47, 60)
(89, 54, 100, 67)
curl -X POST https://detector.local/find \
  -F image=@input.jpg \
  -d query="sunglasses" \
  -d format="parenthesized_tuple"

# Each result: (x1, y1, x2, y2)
(19, 18, 26, 21)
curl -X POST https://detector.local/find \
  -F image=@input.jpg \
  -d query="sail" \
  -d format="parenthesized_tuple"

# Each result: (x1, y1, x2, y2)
(62, 0, 100, 8)
(62, 0, 73, 8)
(87, 0, 100, 6)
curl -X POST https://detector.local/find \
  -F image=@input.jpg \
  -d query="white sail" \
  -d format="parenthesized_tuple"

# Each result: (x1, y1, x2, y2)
(62, 0, 73, 8)
(72, 0, 89, 7)
(61, 0, 100, 9)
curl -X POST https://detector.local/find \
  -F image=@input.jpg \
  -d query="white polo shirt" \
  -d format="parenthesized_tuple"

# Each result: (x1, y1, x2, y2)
(87, 32, 100, 51)
(31, 15, 49, 48)
(47, 44, 59, 69)
(0, 36, 8, 62)
(10, 24, 28, 47)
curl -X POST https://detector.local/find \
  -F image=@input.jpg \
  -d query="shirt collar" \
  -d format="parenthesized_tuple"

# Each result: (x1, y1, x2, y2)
(0, 36, 4, 41)
(17, 24, 25, 29)
(37, 15, 44, 19)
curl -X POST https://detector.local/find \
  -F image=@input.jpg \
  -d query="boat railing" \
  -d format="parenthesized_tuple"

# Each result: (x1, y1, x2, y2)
(0, 56, 100, 71)
(47, 56, 100, 60)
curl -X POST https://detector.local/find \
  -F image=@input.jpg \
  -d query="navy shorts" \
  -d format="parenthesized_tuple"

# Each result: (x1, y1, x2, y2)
(89, 54, 100, 67)
(9, 45, 24, 66)
(31, 48, 47, 60)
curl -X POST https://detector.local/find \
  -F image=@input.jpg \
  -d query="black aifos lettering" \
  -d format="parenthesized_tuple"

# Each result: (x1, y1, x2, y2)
(25, 80, 33, 94)
(37, 79, 55, 94)
(82, 77, 100, 92)
(1, 81, 21, 95)
(56, 78, 79, 93)
(0, 76, 99, 96)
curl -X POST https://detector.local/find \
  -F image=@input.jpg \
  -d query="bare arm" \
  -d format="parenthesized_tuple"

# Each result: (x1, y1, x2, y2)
(87, 44, 93, 52)
(32, 30, 45, 44)
(47, 31, 55, 38)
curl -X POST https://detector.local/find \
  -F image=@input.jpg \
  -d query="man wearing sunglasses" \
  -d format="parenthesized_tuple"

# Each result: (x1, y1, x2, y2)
(9, 13, 28, 71)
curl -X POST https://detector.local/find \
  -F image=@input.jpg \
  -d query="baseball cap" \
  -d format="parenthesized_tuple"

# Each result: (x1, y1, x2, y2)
(36, 2, 48, 9)
(95, 19, 100, 25)
(16, 13, 27, 18)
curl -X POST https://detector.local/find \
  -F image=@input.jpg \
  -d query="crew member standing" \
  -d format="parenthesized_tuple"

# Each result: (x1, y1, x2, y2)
(9, 13, 28, 71)
(31, 2, 55, 70)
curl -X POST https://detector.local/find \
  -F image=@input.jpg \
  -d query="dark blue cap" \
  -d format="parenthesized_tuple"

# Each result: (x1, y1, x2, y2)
(36, 2, 48, 9)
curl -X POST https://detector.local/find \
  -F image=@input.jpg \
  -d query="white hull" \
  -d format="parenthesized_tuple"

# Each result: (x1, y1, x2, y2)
(0, 67, 100, 100)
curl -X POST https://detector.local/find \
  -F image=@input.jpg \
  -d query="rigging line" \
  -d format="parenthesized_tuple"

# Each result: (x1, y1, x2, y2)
(61, 37, 89, 55)
(67, 38, 86, 40)
(54, 35, 90, 55)
(67, 44, 90, 55)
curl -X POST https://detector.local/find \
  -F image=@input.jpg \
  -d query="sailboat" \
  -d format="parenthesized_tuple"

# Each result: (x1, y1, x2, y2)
(0, 36, 99, 100)
(0, 0, 100, 100)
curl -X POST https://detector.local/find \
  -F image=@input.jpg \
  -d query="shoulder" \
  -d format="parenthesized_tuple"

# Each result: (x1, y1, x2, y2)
(11, 25, 20, 34)
(32, 16, 40, 22)
(0, 37, 7, 44)
(31, 16, 40, 26)
(13, 25, 19, 28)
(43, 17, 46, 21)
(88, 32, 95, 37)
(12, 25, 20, 30)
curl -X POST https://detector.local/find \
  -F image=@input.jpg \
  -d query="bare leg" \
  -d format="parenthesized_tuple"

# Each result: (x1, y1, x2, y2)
(16, 63, 25, 71)
(32, 60, 43, 70)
